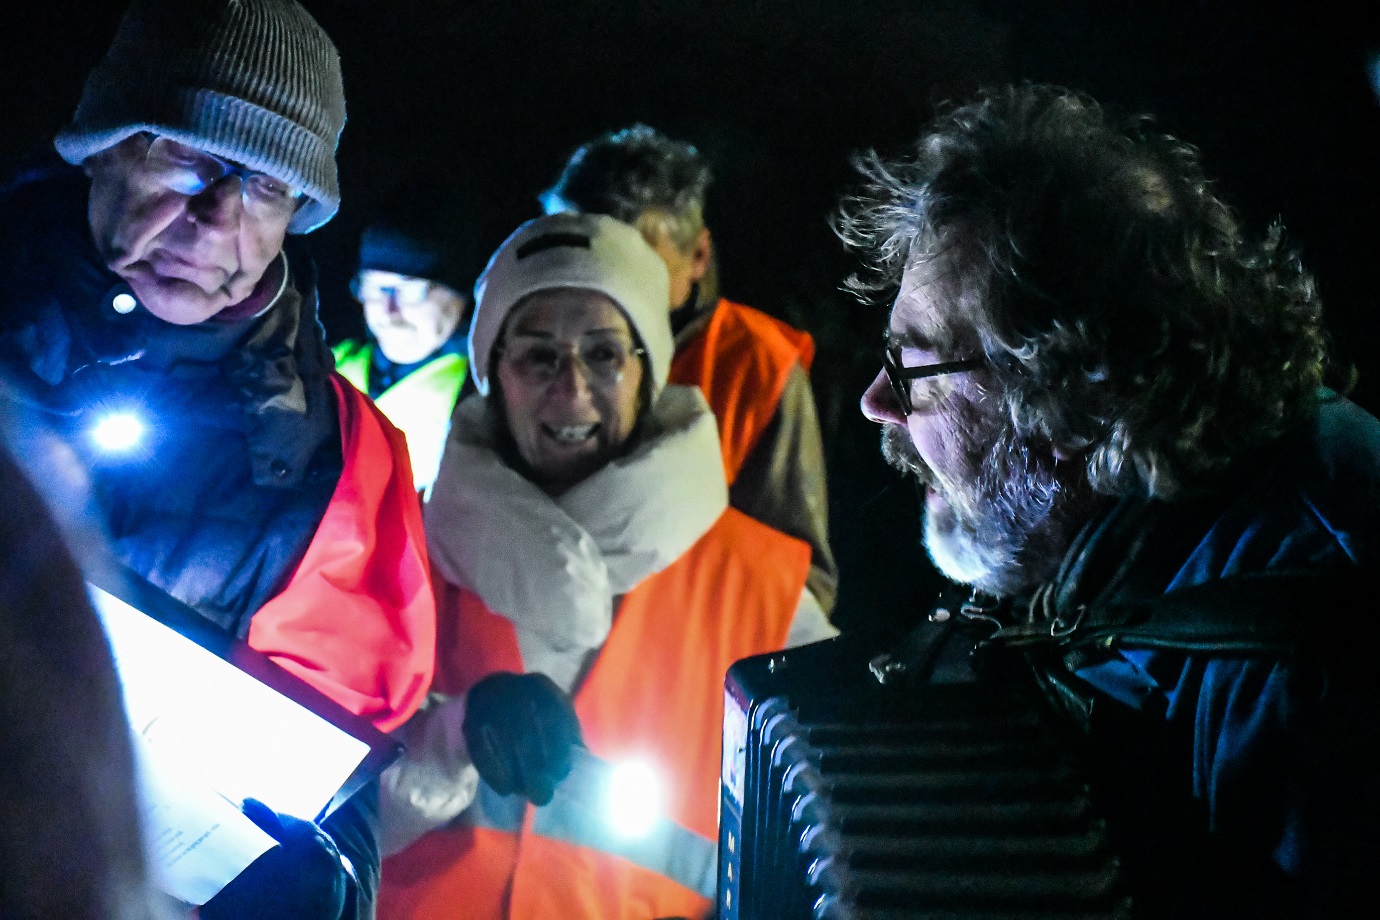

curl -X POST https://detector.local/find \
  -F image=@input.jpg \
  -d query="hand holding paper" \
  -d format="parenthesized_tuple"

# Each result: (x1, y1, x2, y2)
(199, 799, 348, 920)
(89, 583, 385, 907)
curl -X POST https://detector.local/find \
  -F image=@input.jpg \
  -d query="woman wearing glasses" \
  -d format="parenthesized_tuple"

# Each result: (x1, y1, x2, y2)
(378, 213, 836, 920)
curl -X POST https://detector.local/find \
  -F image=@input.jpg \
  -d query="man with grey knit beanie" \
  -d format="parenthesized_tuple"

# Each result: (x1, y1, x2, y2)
(0, 2, 437, 920)
(53, 0, 346, 325)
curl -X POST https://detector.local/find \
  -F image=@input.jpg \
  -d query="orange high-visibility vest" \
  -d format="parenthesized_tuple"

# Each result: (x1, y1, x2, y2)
(379, 508, 810, 920)
(246, 374, 436, 733)
(669, 299, 815, 485)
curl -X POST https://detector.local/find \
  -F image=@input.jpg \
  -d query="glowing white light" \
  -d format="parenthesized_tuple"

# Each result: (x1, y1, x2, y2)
(111, 292, 138, 314)
(88, 585, 370, 822)
(605, 759, 662, 838)
(91, 411, 146, 453)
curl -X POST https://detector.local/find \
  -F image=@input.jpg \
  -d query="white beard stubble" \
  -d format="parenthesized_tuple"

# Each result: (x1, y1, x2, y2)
(880, 421, 1081, 598)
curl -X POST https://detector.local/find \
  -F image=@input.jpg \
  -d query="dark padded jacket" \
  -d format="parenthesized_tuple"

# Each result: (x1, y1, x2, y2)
(1021, 393, 1380, 917)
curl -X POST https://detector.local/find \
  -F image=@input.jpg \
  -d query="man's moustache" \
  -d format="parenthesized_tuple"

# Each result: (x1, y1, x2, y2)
(881, 425, 931, 483)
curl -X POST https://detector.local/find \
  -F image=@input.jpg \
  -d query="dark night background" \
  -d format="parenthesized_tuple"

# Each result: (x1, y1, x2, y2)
(3, 1, 1377, 634)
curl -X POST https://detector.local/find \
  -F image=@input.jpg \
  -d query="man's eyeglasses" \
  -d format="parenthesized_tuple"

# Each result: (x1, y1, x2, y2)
(882, 344, 986, 415)
(500, 336, 646, 386)
(352, 275, 432, 306)
(141, 135, 304, 220)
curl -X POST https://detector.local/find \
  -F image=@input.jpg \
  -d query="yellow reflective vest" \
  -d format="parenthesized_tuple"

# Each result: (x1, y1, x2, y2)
(333, 340, 467, 494)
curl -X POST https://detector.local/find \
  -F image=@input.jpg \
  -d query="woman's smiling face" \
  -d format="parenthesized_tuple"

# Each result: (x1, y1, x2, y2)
(494, 288, 646, 494)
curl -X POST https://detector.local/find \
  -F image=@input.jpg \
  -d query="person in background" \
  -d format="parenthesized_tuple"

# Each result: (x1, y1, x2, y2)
(842, 83, 1378, 915)
(0, 1, 436, 916)
(333, 218, 474, 494)
(542, 125, 839, 617)
(376, 213, 838, 920)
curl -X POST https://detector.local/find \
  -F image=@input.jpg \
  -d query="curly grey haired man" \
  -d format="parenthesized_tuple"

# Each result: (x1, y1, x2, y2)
(844, 84, 1377, 916)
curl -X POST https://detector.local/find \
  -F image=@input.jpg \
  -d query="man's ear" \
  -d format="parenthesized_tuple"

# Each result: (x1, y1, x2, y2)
(689, 227, 712, 284)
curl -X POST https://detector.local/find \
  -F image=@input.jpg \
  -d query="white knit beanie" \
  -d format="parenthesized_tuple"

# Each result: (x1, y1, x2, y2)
(54, 0, 345, 234)
(468, 213, 673, 397)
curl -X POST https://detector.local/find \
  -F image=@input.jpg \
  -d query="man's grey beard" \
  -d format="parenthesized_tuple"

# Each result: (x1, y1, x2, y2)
(880, 424, 1089, 597)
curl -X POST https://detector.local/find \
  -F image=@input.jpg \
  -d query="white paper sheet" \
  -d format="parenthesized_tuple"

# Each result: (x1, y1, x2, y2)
(132, 737, 277, 906)
(90, 584, 373, 904)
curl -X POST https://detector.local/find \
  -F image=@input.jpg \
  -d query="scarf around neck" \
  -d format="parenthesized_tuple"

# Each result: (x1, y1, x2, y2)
(425, 385, 728, 692)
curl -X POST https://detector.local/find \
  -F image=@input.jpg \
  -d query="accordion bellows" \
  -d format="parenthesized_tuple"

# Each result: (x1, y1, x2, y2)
(720, 630, 1131, 920)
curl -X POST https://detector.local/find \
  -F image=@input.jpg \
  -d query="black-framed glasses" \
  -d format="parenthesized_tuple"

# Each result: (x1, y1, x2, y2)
(882, 345, 986, 415)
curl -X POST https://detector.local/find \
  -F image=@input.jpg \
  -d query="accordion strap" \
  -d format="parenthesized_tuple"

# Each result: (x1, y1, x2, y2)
(1065, 569, 1350, 656)
(977, 567, 1362, 662)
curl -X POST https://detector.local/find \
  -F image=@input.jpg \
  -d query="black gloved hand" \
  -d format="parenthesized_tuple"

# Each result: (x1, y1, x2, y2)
(199, 798, 349, 920)
(463, 671, 584, 807)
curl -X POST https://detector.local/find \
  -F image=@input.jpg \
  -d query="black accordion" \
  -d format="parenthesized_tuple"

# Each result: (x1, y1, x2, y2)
(718, 620, 1132, 920)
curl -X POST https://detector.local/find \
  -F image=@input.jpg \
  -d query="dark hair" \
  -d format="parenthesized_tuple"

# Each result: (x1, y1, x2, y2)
(540, 124, 711, 252)
(837, 84, 1328, 498)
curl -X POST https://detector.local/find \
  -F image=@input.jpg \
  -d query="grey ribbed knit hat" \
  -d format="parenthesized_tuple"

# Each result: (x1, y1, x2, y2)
(54, 0, 346, 234)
